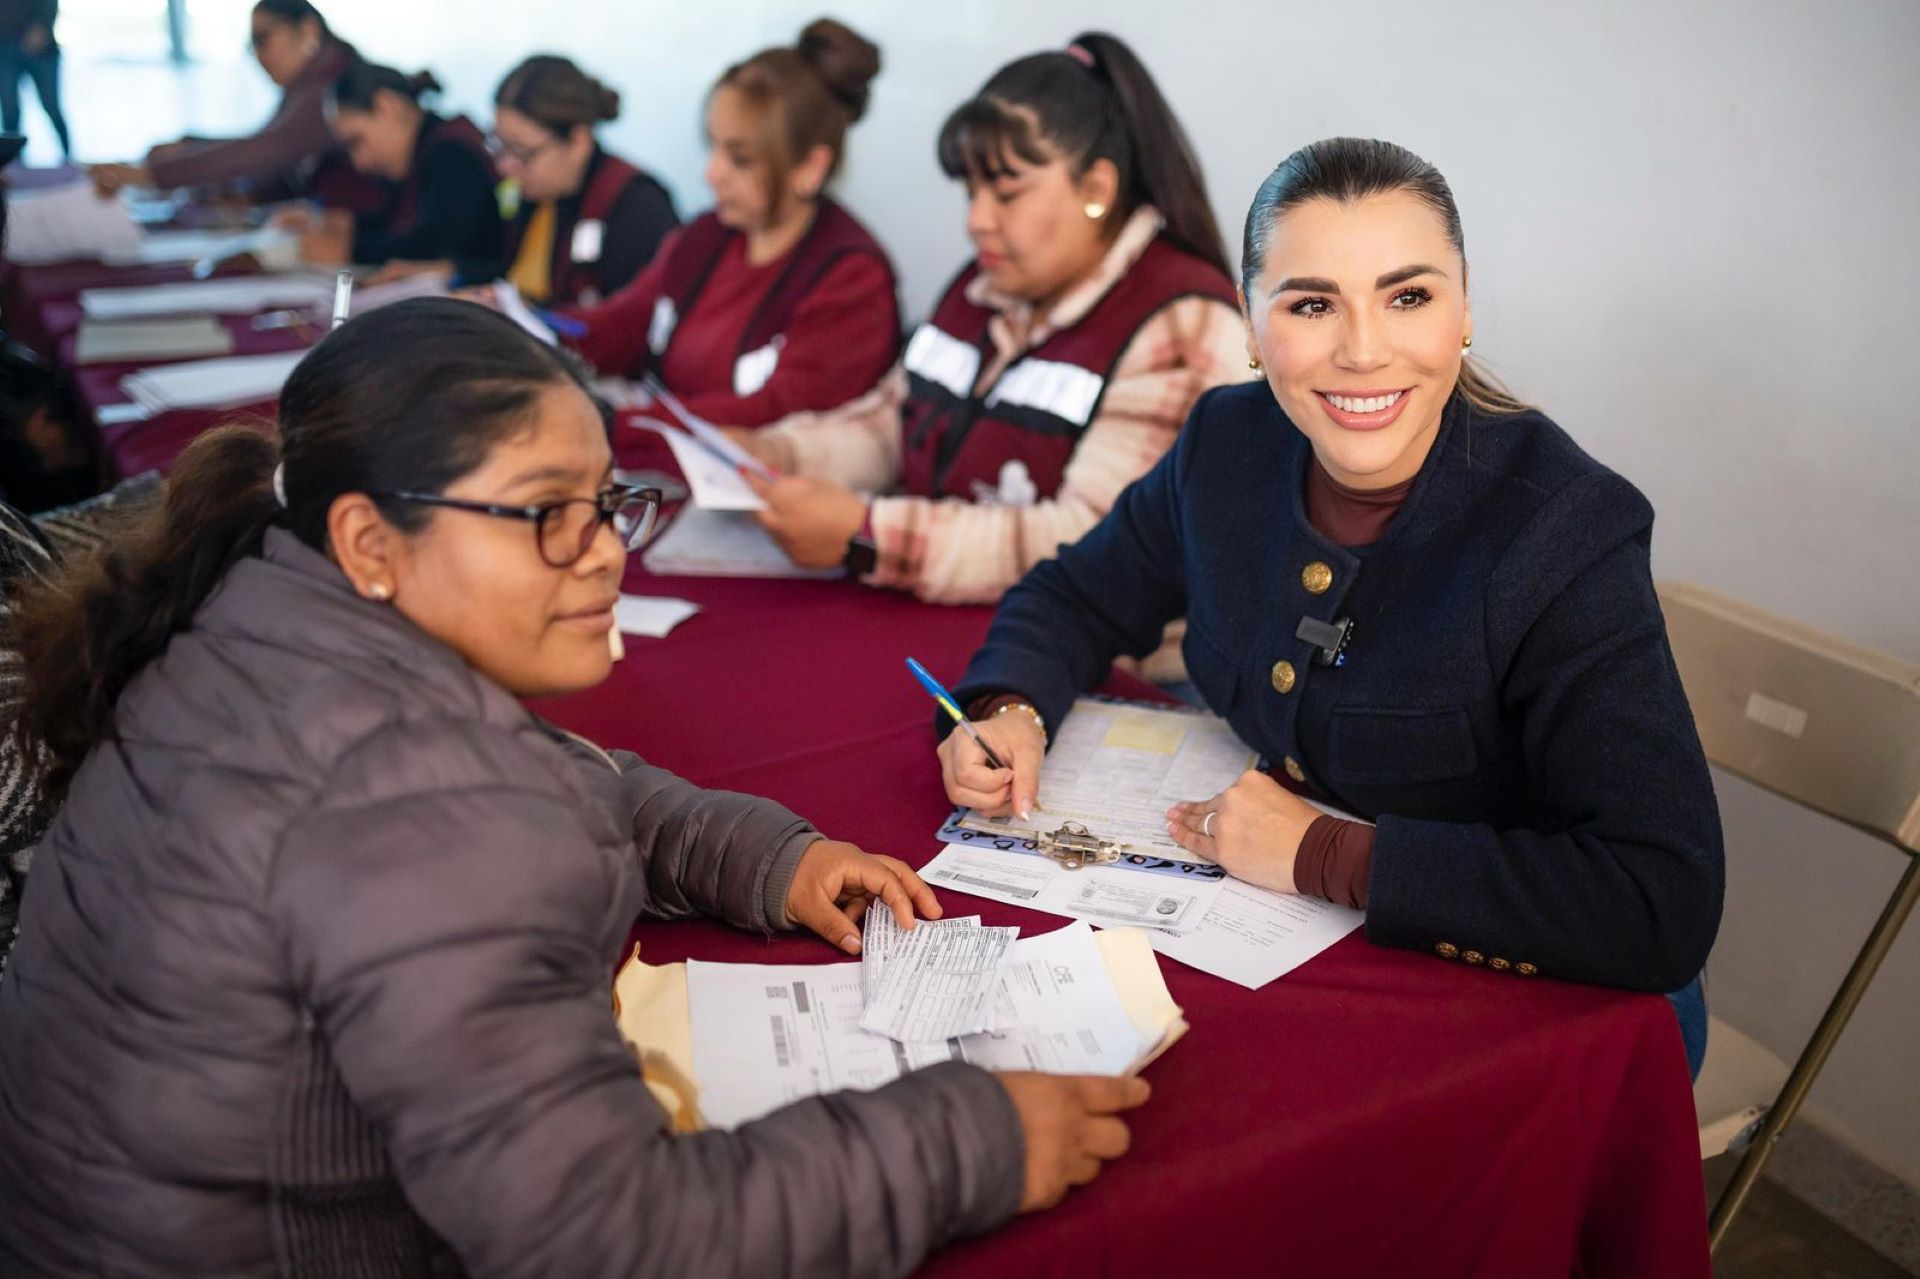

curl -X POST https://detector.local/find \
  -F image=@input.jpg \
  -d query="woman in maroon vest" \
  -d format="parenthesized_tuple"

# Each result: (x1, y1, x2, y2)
(488, 55, 678, 307)
(290, 60, 504, 277)
(559, 19, 900, 428)
(739, 34, 1251, 606)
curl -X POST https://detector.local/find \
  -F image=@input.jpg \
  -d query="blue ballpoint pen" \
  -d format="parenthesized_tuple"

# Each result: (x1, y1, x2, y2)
(905, 657, 1010, 772)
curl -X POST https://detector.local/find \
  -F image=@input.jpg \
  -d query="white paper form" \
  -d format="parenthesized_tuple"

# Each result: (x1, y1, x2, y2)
(923, 843, 1360, 989)
(858, 912, 1018, 1042)
(120, 349, 305, 413)
(961, 922, 1151, 1076)
(614, 594, 699, 638)
(687, 924, 1152, 1128)
(954, 698, 1258, 865)
(860, 910, 979, 999)
(490, 281, 558, 345)
(80, 275, 337, 320)
(1148, 879, 1364, 991)
(639, 374, 779, 482)
(688, 960, 958, 1129)
(641, 505, 839, 579)
(656, 428, 764, 511)
(4, 181, 143, 264)
(921, 844, 1224, 936)
(76, 316, 234, 365)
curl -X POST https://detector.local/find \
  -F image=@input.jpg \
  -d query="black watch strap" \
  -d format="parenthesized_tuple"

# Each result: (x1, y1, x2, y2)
(842, 535, 877, 578)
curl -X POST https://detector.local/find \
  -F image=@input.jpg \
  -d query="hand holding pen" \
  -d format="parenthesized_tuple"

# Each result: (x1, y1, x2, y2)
(911, 658, 1048, 822)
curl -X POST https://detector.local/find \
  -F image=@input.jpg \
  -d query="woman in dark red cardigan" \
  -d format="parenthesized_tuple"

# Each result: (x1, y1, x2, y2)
(560, 19, 899, 428)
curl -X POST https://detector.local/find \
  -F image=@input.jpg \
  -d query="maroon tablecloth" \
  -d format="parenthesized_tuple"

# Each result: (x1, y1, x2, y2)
(5, 246, 1711, 1275)
(534, 554, 1712, 1278)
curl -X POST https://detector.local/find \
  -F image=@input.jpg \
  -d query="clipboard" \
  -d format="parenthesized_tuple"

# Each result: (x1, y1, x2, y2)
(935, 694, 1258, 881)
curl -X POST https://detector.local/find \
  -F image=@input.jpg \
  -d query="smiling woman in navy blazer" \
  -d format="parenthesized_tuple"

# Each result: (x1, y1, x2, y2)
(936, 138, 1724, 1076)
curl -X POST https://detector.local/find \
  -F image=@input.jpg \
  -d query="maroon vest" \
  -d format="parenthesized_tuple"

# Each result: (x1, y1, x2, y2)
(388, 113, 495, 229)
(644, 198, 897, 369)
(502, 150, 655, 307)
(899, 237, 1236, 501)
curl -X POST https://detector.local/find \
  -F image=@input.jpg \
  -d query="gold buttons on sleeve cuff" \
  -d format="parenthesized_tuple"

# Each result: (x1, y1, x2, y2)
(1301, 561, 1333, 594)
(1270, 660, 1297, 694)
(1488, 957, 1511, 972)
(1462, 950, 1485, 965)
(1282, 756, 1306, 783)
(1515, 962, 1538, 976)
(1434, 942, 1459, 959)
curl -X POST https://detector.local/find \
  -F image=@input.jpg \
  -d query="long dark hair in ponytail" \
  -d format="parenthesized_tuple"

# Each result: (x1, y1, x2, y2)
(11, 298, 594, 803)
(936, 31, 1229, 279)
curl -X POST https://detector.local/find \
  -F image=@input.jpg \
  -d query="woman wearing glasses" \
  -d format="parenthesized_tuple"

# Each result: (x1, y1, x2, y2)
(372, 55, 680, 303)
(0, 298, 1146, 1275)
(89, 1, 378, 211)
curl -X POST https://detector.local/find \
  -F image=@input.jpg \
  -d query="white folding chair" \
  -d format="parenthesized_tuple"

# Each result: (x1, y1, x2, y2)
(1658, 581, 1920, 1253)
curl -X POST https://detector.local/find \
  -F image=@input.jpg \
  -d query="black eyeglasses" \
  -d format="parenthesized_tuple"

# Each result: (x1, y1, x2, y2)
(372, 484, 662, 568)
(486, 132, 561, 166)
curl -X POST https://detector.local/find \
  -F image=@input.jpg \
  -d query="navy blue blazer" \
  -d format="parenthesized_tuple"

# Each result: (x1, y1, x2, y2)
(955, 382, 1724, 996)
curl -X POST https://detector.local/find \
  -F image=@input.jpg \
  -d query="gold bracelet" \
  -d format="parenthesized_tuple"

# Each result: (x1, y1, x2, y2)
(992, 700, 1047, 747)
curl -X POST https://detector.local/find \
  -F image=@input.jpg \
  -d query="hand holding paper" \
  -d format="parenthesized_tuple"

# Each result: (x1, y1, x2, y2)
(784, 840, 942, 955)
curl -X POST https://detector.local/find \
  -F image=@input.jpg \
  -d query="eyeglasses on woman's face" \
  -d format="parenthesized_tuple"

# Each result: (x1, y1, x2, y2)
(371, 483, 662, 568)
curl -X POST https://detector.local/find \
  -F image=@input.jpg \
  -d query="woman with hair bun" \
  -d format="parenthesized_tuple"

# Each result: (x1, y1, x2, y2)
(287, 59, 504, 275)
(561, 18, 901, 427)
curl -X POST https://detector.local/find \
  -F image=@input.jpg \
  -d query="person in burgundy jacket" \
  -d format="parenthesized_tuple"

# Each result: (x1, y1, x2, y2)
(938, 139, 1723, 1080)
(560, 19, 899, 428)
(88, 2, 379, 210)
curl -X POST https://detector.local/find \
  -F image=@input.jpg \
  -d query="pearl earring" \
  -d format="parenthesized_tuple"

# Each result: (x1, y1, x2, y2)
(369, 583, 391, 602)
(1083, 202, 1107, 220)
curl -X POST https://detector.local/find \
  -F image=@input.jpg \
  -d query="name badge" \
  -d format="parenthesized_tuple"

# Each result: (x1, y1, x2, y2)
(733, 338, 783, 397)
(571, 218, 605, 264)
(648, 297, 678, 356)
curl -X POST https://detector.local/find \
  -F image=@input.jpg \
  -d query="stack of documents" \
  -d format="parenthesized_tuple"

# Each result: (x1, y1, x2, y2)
(642, 506, 839, 579)
(614, 920, 1186, 1130)
(120, 349, 306, 414)
(101, 226, 297, 270)
(4, 181, 143, 264)
(80, 275, 337, 321)
(928, 696, 1365, 989)
(76, 316, 235, 365)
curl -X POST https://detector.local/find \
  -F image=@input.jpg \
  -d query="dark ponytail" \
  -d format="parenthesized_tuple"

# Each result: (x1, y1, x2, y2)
(11, 428, 279, 803)
(1241, 138, 1533, 417)
(252, 0, 329, 37)
(10, 298, 594, 803)
(936, 32, 1229, 279)
(332, 59, 442, 112)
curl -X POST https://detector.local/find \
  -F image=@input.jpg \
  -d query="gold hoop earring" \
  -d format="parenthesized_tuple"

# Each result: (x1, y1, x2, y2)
(1083, 202, 1107, 220)
(1462, 335, 1474, 351)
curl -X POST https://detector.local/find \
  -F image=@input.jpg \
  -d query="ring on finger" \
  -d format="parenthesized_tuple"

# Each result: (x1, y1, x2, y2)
(1202, 811, 1216, 837)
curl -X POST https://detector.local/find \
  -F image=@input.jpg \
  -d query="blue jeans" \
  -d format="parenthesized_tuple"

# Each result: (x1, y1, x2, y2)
(1668, 974, 1707, 1080)
(0, 43, 70, 159)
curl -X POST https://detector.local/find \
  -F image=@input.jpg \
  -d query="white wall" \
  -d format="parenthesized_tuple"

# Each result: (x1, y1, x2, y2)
(76, 0, 1920, 1182)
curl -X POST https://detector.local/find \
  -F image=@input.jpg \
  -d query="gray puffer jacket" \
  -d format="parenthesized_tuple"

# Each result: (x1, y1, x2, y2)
(0, 529, 1022, 1276)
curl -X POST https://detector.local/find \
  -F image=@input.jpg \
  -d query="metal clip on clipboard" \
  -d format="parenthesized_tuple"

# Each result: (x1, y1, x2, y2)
(1035, 821, 1123, 870)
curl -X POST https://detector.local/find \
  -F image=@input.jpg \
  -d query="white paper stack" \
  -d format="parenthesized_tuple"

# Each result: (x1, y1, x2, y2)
(120, 349, 306, 414)
(642, 506, 839, 579)
(4, 182, 143, 264)
(80, 275, 337, 321)
(101, 226, 297, 269)
(613, 595, 700, 638)
(76, 316, 236, 365)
